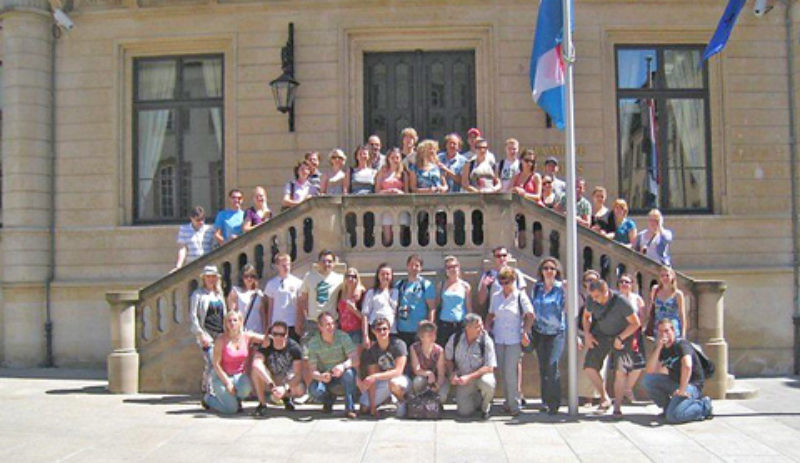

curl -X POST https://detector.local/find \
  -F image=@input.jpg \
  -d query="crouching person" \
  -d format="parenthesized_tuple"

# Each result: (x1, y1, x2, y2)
(445, 313, 497, 420)
(643, 318, 713, 423)
(251, 321, 306, 417)
(410, 321, 449, 403)
(204, 310, 264, 414)
(358, 317, 410, 417)
(306, 312, 359, 418)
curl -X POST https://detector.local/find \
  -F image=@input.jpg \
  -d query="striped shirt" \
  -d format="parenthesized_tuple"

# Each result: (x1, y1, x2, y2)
(306, 331, 356, 372)
(176, 223, 215, 264)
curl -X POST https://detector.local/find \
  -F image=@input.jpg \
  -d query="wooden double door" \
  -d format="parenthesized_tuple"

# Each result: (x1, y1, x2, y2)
(364, 50, 476, 150)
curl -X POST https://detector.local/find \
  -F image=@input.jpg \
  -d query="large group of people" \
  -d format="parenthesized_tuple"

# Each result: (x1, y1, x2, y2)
(188, 245, 712, 424)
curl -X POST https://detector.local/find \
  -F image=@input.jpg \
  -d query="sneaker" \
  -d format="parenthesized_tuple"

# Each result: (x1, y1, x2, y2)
(702, 396, 714, 420)
(294, 393, 310, 405)
(251, 403, 269, 417)
(283, 398, 296, 411)
(396, 402, 407, 418)
(322, 402, 333, 414)
(520, 397, 528, 406)
(200, 399, 210, 410)
(345, 410, 357, 419)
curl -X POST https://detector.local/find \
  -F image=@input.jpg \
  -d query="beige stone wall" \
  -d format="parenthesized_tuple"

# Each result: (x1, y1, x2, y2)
(0, 0, 795, 372)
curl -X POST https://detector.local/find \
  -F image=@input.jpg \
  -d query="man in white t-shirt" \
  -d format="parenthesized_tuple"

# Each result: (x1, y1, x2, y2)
(297, 250, 344, 341)
(264, 252, 303, 341)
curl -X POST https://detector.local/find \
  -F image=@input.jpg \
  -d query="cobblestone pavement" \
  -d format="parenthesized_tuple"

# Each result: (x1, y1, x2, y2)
(1, 370, 799, 462)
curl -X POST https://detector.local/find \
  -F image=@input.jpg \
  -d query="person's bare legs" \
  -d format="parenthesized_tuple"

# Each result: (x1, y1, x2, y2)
(625, 369, 642, 401)
(584, 367, 610, 408)
(613, 368, 626, 415)
(250, 354, 274, 405)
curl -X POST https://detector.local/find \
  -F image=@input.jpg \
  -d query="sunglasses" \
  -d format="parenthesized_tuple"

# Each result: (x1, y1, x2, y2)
(494, 253, 508, 258)
(346, 274, 357, 279)
(543, 181, 552, 185)
(243, 275, 256, 280)
(499, 278, 514, 284)
(271, 331, 287, 337)
(542, 266, 557, 271)
(374, 326, 389, 332)
(619, 280, 632, 285)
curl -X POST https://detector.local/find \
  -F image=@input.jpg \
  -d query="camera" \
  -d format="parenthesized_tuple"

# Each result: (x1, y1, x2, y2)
(53, 8, 75, 30)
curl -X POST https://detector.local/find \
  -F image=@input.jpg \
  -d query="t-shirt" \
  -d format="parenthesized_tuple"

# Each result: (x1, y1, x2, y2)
(362, 288, 399, 332)
(300, 269, 344, 321)
(558, 195, 592, 219)
(306, 330, 356, 372)
(614, 218, 636, 245)
(176, 222, 215, 264)
(587, 291, 635, 337)
(284, 179, 318, 203)
(437, 152, 467, 193)
(659, 338, 705, 389)
(496, 158, 521, 192)
(262, 338, 303, 379)
(395, 277, 436, 333)
(364, 336, 408, 372)
(213, 209, 244, 242)
(264, 274, 302, 327)
(551, 176, 566, 198)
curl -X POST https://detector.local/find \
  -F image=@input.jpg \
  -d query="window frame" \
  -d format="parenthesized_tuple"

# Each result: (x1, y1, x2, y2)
(614, 44, 713, 215)
(132, 54, 225, 225)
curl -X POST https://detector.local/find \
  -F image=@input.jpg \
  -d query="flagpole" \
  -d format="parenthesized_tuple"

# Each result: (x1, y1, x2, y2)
(561, 0, 580, 417)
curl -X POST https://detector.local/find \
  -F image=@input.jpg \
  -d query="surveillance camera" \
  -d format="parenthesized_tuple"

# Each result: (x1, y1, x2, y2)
(53, 8, 74, 30)
(754, 0, 774, 17)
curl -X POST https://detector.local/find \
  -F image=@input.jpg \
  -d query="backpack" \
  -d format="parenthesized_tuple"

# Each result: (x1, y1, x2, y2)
(452, 328, 486, 359)
(406, 388, 442, 420)
(691, 342, 716, 379)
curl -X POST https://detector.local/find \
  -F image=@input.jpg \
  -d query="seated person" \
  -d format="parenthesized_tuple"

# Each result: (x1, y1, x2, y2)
(358, 317, 410, 417)
(306, 312, 359, 418)
(445, 313, 497, 419)
(250, 321, 306, 416)
(409, 321, 449, 403)
(643, 319, 713, 423)
(203, 310, 264, 414)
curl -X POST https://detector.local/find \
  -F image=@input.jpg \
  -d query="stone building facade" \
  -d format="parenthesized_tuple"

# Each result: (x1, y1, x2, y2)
(0, 0, 798, 375)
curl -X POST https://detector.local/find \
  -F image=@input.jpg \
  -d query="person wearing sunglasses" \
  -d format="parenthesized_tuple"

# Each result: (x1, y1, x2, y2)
(306, 312, 359, 418)
(250, 321, 305, 417)
(358, 317, 410, 418)
(264, 253, 302, 342)
(529, 258, 566, 415)
(337, 267, 366, 346)
(174, 206, 214, 271)
(436, 256, 472, 347)
(227, 264, 266, 334)
(213, 188, 245, 245)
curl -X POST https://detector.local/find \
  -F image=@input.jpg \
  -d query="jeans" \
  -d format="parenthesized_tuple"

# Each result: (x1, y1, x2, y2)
(309, 367, 357, 412)
(204, 372, 251, 414)
(533, 331, 565, 411)
(642, 373, 711, 424)
(495, 343, 522, 413)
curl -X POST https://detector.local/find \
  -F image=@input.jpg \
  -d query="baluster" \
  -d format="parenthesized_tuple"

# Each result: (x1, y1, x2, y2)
(532, 221, 543, 257)
(582, 246, 594, 272)
(454, 209, 466, 246)
(303, 217, 314, 254)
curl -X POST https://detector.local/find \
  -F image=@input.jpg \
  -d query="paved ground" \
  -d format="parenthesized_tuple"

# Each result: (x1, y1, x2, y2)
(1, 369, 799, 462)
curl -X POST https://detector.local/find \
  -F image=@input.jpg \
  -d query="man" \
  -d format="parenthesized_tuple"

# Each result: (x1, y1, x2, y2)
(437, 133, 467, 193)
(643, 319, 713, 423)
(463, 127, 496, 165)
(263, 253, 302, 341)
(557, 177, 592, 227)
(358, 317, 411, 417)
(400, 127, 418, 168)
(445, 313, 497, 419)
(174, 206, 214, 270)
(478, 246, 529, 307)
(304, 151, 322, 191)
(582, 279, 641, 415)
(307, 312, 359, 418)
(366, 134, 385, 170)
(496, 138, 521, 192)
(297, 250, 344, 340)
(251, 321, 306, 416)
(543, 157, 566, 198)
(213, 189, 245, 245)
(395, 254, 437, 347)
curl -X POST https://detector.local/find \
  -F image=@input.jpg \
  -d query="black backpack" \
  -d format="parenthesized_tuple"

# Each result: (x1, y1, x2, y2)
(691, 342, 716, 379)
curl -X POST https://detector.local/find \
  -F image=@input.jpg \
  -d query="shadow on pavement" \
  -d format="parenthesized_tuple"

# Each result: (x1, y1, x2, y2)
(1, 368, 105, 381)
(124, 395, 199, 405)
(46, 385, 110, 395)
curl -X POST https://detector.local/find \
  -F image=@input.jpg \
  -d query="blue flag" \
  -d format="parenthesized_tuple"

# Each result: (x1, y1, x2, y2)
(530, 0, 567, 130)
(703, 0, 746, 61)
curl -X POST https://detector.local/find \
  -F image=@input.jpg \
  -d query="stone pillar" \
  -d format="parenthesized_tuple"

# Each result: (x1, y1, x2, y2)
(106, 291, 140, 394)
(694, 280, 728, 400)
(1, 0, 55, 366)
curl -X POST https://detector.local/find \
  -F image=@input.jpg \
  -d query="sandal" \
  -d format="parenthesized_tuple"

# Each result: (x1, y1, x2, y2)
(595, 401, 612, 413)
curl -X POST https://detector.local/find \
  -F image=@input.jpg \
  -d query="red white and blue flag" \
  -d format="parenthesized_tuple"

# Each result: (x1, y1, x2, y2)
(530, 0, 569, 130)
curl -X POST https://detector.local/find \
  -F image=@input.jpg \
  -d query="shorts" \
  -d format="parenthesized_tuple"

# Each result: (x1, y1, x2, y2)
(611, 332, 646, 373)
(583, 333, 633, 372)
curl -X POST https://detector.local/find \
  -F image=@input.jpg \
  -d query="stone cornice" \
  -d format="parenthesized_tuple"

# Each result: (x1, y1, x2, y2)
(0, 0, 51, 13)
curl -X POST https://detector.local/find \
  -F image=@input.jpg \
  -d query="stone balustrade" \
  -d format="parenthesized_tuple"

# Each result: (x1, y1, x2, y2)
(107, 193, 728, 398)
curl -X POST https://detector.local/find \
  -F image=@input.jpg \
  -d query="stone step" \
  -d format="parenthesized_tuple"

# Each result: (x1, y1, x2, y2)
(725, 379, 760, 400)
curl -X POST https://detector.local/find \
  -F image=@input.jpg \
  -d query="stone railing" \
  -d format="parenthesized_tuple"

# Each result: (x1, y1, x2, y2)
(107, 193, 728, 398)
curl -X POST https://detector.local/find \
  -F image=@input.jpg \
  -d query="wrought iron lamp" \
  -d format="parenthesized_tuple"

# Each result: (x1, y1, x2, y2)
(269, 22, 299, 132)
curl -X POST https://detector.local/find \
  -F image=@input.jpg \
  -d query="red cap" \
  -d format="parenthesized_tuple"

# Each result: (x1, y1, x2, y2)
(467, 128, 481, 138)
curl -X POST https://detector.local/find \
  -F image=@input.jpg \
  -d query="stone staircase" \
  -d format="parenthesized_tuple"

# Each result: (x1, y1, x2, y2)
(106, 193, 744, 399)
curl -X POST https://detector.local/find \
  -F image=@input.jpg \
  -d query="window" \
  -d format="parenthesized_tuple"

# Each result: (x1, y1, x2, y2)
(133, 55, 223, 223)
(615, 45, 711, 213)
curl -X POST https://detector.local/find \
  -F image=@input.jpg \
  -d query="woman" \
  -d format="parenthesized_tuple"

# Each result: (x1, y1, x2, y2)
(400, 127, 418, 168)
(189, 265, 227, 394)
(511, 149, 542, 205)
(616, 274, 646, 411)
(635, 208, 673, 266)
(540, 175, 559, 209)
(348, 145, 377, 195)
(321, 149, 348, 195)
(409, 320, 448, 403)
(461, 139, 500, 192)
(338, 267, 366, 346)
(608, 199, 636, 246)
(486, 266, 534, 417)
(410, 139, 448, 193)
(376, 148, 410, 246)
(242, 186, 272, 232)
(646, 266, 687, 339)
(227, 264, 266, 334)
(282, 161, 318, 209)
(203, 310, 265, 414)
(361, 263, 399, 345)
(590, 186, 616, 235)
(530, 257, 566, 415)
(436, 255, 472, 346)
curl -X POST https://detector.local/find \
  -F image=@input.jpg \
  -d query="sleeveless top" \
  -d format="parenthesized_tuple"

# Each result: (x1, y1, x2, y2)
(439, 280, 468, 323)
(379, 171, 405, 192)
(654, 292, 682, 336)
(233, 287, 264, 334)
(337, 292, 363, 333)
(221, 338, 249, 375)
(245, 207, 271, 227)
(413, 165, 443, 190)
(326, 169, 347, 195)
(350, 167, 376, 194)
(468, 159, 496, 191)
(411, 341, 443, 374)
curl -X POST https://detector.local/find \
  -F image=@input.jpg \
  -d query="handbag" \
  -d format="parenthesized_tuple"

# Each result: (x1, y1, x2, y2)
(406, 388, 442, 420)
